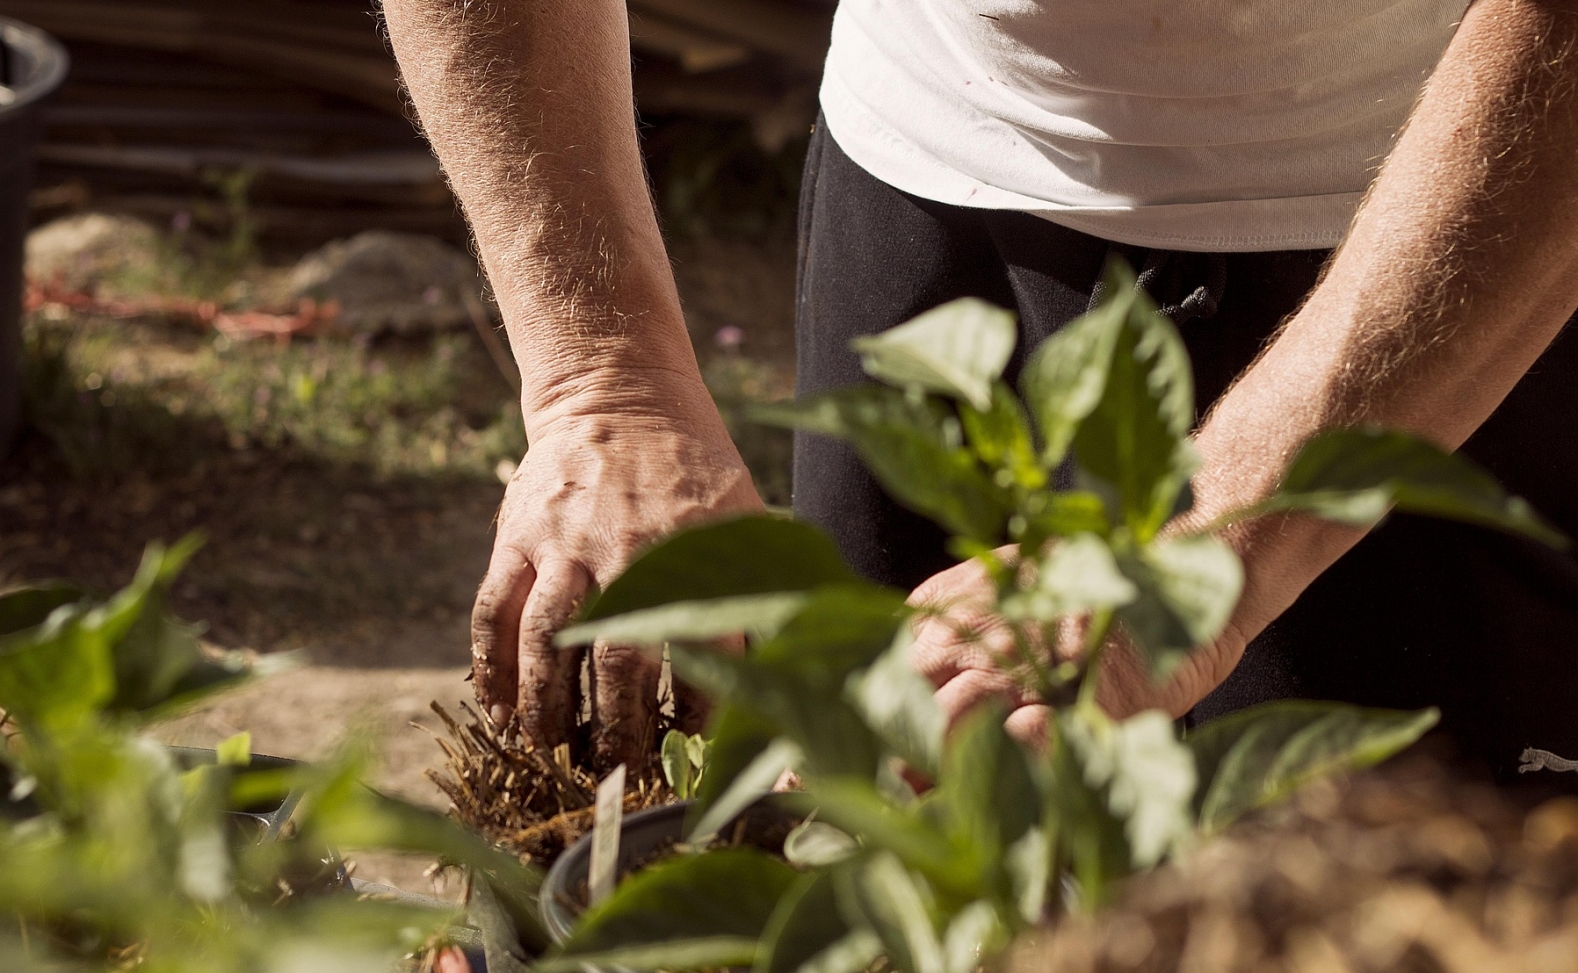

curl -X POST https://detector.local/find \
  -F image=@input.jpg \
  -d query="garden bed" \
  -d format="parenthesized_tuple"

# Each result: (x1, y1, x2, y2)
(1021, 749, 1578, 973)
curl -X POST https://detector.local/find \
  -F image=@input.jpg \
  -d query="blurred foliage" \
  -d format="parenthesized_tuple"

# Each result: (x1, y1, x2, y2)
(0, 537, 546, 971)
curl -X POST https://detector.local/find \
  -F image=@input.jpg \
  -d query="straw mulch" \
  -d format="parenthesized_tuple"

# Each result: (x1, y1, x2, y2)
(422, 703, 671, 867)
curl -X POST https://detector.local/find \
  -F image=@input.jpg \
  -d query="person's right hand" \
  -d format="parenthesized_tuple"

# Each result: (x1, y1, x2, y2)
(472, 388, 761, 770)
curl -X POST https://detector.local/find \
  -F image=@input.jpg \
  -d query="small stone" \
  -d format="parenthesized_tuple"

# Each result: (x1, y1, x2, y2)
(285, 231, 495, 335)
(24, 212, 164, 296)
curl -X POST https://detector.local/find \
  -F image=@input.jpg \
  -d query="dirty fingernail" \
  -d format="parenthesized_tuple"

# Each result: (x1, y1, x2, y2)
(489, 704, 512, 727)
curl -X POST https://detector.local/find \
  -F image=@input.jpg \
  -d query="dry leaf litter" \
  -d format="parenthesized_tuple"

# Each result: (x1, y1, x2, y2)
(1016, 754, 1578, 973)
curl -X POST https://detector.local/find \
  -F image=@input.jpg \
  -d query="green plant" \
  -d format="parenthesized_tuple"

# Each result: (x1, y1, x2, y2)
(660, 731, 711, 802)
(0, 537, 547, 972)
(543, 261, 1562, 973)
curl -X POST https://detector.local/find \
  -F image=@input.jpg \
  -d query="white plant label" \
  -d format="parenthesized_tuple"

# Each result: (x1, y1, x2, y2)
(589, 763, 627, 906)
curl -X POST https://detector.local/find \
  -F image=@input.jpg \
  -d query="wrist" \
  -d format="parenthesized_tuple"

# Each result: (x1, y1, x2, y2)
(521, 361, 725, 443)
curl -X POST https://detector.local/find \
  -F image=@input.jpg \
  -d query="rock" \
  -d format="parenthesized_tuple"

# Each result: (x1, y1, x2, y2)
(286, 231, 492, 335)
(24, 213, 165, 295)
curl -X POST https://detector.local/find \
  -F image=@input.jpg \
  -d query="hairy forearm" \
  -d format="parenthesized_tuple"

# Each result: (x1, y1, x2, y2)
(381, 0, 708, 434)
(1175, 0, 1578, 706)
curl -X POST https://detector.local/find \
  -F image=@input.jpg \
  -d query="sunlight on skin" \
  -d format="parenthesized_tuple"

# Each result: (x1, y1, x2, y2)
(435, 947, 472, 973)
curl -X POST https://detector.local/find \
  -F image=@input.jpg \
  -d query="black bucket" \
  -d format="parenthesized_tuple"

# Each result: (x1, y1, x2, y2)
(0, 18, 68, 460)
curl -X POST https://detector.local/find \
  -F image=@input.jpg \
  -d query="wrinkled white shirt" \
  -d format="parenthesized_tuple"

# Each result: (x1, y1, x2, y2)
(820, 0, 1472, 251)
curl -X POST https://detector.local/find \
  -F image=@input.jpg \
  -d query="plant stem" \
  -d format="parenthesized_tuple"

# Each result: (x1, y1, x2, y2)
(1075, 609, 1115, 709)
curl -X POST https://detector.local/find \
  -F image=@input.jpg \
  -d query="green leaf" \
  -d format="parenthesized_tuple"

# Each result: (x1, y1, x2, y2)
(755, 584, 912, 681)
(468, 876, 535, 973)
(1004, 827, 1050, 924)
(558, 591, 811, 647)
(960, 383, 1044, 489)
(783, 820, 860, 868)
(1188, 701, 1439, 834)
(0, 604, 115, 732)
(843, 630, 945, 778)
(754, 388, 1010, 542)
(942, 901, 1008, 973)
(1257, 427, 1566, 547)
(851, 298, 1017, 411)
(583, 517, 858, 622)
(789, 930, 884, 973)
(844, 853, 945, 973)
(686, 733, 709, 771)
(288, 740, 550, 953)
(1068, 262, 1197, 540)
(1114, 534, 1243, 680)
(1061, 708, 1196, 869)
(149, 648, 291, 720)
(938, 707, 1041, 864)
(672, 648, 881, 780)
(0, 537, 214, 731)
(216, 731, 252, 767)
(555, 848, 798, 969)
(690, 703, 780, 831)
(661, 730, 695, 799)
(1001, 532, 1137, 623)
(784, 781, 970, 894)
(0, 583, 87, 637)
(1021, 287, 1126, 467)
(1048, 734, 1138, 911)
(1018, 490, 1112, 547)
(756, 869, 874, 973)
(103, 534, 207, 714)
(537, 938, 761, 973)
(687, 738, 802, 842)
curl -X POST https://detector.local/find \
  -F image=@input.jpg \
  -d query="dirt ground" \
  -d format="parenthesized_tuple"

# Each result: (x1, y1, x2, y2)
(0, 224, 798, 897)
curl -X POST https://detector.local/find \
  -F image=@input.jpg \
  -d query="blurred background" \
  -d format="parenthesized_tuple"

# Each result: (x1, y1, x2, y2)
(0, 0, 826, 892)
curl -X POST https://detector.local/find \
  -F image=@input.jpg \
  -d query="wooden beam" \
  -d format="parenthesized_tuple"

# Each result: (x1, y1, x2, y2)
(0, 0, 401, 112)
(628, 0, 831, 72)
(628, 9, 751, 74)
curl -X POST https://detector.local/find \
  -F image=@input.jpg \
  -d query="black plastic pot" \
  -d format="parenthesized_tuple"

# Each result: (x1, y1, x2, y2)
(538, 797, 800, 945)
(0, 18, 68, 459)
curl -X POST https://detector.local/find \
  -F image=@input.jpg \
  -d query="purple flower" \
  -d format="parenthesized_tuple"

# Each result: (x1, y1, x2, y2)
(714, 325, 744, 350)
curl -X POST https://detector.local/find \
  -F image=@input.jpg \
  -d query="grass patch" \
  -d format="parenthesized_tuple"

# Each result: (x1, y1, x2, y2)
(21, 313, 527, 483)
(22, 309, 795, 505)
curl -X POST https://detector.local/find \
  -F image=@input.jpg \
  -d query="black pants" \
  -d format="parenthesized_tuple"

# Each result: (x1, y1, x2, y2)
(792, 124, 1578, 787)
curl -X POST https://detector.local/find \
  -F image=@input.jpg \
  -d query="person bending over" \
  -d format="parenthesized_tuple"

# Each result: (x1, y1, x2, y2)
(380, 0, 1578, 783)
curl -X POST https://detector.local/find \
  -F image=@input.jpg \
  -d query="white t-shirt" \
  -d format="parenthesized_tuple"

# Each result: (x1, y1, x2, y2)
(819, 0, 1472, 252)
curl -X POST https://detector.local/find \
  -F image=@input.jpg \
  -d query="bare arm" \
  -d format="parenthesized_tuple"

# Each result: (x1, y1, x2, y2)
(382, 0, 759, 763)
(1107, 0, 1578, 716)
(384, 0, 695, 417)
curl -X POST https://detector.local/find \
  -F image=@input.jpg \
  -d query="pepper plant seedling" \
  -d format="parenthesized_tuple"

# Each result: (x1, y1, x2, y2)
(547, 260, 1562, 973)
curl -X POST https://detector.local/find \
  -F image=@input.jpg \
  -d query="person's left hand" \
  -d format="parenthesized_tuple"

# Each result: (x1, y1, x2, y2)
(907, 546, 1247, 744)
